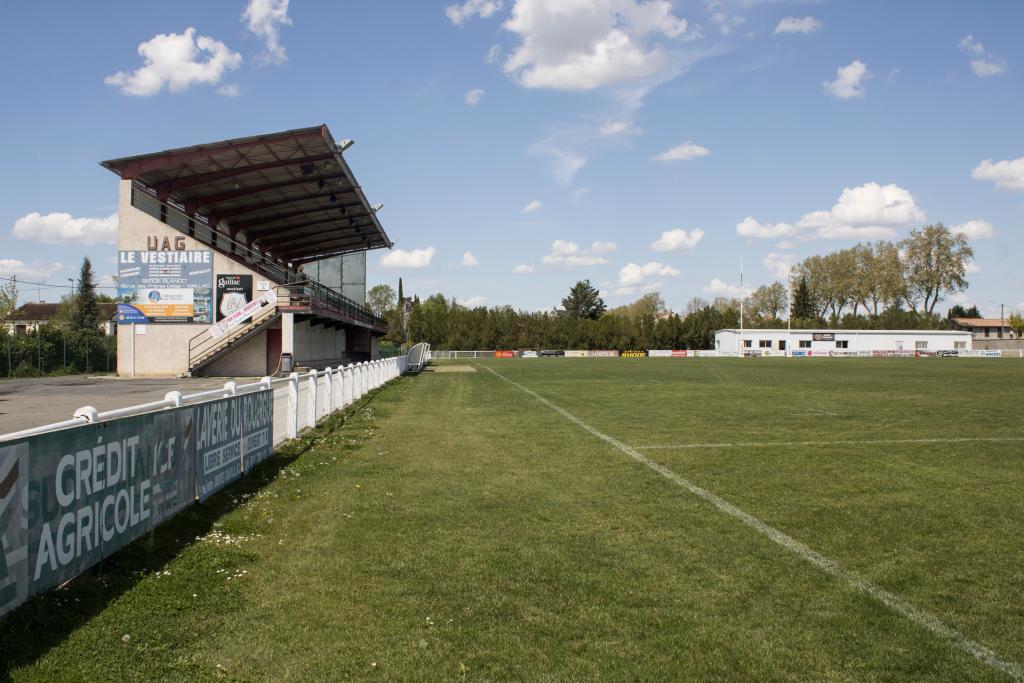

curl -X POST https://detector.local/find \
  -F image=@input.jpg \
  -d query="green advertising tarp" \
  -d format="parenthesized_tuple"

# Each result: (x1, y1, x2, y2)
(0, 407, 196, 617)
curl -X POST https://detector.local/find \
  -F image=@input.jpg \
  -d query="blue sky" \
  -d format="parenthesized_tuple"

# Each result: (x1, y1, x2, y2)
(1, 1, 1021, 316)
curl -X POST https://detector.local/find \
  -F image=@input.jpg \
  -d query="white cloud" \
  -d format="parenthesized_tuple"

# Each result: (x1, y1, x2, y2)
(823, 59, 872, 99)
(613, 283, 662, 296)
(521, 199, 542, 213)
(774, 16, 821, 35)
(650, 227, 703, 252)
(447, 0, 504, 25)
(0, 259, 64, 281)
(379, 247, 437, 269)
(512, 264, 535, 274)
(501, 0, 691, 91)
(653, 141, 709, 162)
(951, 219, 995, 240)
(702, 278, 746, 298)
(600, 119, 643, 136)
(964, 260, 981, 274)
(462, 295, 487, 307)
(740, 182, 926, 242)
(527, 139, 587, 184)
(796, 182, 925, 239)
(486, 44, 503, 64)
(461, 251, 480, 267)
(972, 157, 1024, 191)
(971, 59, 1006, 77)
(217, 84, 240, 97)
(465, 88, 486, 105)
(762, 252, 796, 281)
(542, 240, 612, 266)
(959, 35, 1006, 77)
(618, 261, 679, 286)
(12, 211, 118, 245)
(736, 217, 797, 239)
(104, 28, 242, 96)
(242, 0, 292, 64)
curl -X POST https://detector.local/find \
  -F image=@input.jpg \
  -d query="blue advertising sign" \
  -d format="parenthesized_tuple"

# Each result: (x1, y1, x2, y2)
(194, 397, 242, 502)
(116, 303, 148, 325)
(117, 250, 213, 324)
(241, 391, 274, 471)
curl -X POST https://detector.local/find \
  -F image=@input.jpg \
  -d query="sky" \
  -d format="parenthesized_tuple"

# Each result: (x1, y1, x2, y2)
(0, 1, 1022, 317)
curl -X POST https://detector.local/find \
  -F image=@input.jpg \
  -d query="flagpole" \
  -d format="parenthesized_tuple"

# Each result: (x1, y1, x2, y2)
(739, 257, 744, 354)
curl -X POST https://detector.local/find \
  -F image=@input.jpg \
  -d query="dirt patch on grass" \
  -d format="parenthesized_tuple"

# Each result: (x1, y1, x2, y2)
(426, 365, 477, 373)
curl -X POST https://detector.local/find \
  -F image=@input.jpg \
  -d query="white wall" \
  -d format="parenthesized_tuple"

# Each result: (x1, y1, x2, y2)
(715, 329, 972, 355)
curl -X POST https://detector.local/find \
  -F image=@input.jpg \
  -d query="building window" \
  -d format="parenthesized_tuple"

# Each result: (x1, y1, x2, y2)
(759, 340, 772, 348)
(915, 341, 928, 350)
(778, 340, 787, 351)
(835, 340, 849, 349)
(743, 339, 752, 348)
(985, 327, 990, 337)
(955, 341, 967, 350)
(799, 340, 811, 348)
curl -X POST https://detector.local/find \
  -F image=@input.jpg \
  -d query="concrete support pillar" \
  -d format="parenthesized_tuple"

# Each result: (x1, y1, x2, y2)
(282, 312, 295, 356)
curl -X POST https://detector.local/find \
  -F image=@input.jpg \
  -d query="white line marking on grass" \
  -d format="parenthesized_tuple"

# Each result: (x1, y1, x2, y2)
(474, 362, 1024, 681)
(635, 437, 1024, 450)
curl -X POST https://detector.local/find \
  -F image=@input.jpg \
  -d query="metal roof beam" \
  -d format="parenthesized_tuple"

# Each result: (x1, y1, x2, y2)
(208, 182, 359, 220)
(256, 221, 375, 249)
(272, 233, 382, 259)
(248, 214, 371, 243)
(195, 173, 346, 210)
(234, 199, 364, 233)
(153, 152, 336, 196)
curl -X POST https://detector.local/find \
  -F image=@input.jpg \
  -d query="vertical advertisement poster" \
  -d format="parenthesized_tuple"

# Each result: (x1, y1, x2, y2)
(216, 274, 253, 322)
(117, 251, 213, 324)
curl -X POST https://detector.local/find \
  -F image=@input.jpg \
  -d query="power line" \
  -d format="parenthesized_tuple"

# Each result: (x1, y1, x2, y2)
(0, 274, 119, 290)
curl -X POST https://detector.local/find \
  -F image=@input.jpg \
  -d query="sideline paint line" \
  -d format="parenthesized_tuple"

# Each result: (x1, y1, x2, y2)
(474, 362, 1024, 681)
(634, 437, 1024, 450)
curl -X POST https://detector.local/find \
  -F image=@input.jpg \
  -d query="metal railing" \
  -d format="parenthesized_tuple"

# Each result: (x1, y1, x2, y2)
(131, 184, 387, 333)
(0, 356, 409, 445)
(188, 288, 287, 372)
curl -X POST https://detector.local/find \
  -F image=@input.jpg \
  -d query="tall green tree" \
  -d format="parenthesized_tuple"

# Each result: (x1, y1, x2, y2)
(947, 304, 981, 319)
(792, 275, 815, 319)
(0, 275, 18, 325)
(561, 280, 606, 320)
(71, 258, 100, 332)
(367, 284, 396, 318)
(900, 224, 973, 314)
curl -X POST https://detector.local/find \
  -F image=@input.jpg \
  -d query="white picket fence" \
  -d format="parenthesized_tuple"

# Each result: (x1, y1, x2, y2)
(0, 357, 408, 446)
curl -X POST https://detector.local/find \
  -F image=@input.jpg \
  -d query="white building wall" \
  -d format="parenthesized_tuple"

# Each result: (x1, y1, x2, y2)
(714, 329, 972, 355)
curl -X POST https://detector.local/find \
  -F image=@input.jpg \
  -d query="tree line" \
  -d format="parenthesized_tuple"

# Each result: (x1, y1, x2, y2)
(366, 224, 989, 350)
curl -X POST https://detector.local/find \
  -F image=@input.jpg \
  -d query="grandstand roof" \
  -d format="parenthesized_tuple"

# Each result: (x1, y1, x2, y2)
(100, 125, 391, 264)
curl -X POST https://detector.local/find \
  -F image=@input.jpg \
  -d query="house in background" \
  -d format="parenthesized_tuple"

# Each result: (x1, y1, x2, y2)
(5, 303, 118, 336)
(948, 317, 1022, 352)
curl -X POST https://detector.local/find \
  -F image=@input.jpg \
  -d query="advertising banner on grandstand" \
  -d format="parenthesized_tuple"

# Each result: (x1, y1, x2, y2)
(587, 350, 619, 357)
(209, 290, 276, 340)
(648, 350, 690, 358)
(0, 408, 196, 618)
(117, 250, 213, 324)
(565, 350, 588, 358)
(522, 350, 538, 358)
(494, 350, 515, 359)
(812, 333, 835, 342)
(621, 351, 647, 358)
(215, 274, 253, 323)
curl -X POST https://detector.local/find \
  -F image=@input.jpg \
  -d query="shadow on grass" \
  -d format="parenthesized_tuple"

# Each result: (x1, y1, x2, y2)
(0, 386, 390, 677)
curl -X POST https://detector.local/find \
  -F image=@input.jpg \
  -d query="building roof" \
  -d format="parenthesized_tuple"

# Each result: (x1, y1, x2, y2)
(950, 317, 1009, 328)
(100, 125, 391, 265)
(14, 303, 117, 321)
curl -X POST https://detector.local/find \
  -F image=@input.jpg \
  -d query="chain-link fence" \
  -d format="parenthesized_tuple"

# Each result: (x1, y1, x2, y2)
(1, 326, 117, 377)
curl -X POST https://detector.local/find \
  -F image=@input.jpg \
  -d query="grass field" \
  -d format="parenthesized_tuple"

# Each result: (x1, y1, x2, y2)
(3, 358, 1024, 681)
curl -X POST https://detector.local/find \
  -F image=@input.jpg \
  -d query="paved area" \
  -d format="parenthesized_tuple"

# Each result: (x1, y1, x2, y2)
(0, 375, 261, 435)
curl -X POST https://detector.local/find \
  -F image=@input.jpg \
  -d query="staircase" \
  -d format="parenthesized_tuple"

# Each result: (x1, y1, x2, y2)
(187, 298, 280, 376)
